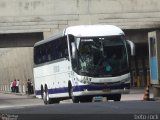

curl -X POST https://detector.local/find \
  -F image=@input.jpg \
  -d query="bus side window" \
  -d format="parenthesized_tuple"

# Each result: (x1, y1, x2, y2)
(35, 47, 42, 64)
(37, 50, 41, 64)
(64, 38, 69, 58)
(61, 38, 68, 59)
(55, 45, 59, 59)
(34, 47, 39, 64)
(45, 43, 51, 62)
(42, 48, 45, 63)
(47, 50, 51, 61)
(50, 41, 57, 60)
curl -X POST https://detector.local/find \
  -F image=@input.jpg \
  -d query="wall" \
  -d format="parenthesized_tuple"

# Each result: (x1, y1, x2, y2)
(0, 48, 33, 93)
(0, 0, 160, 38)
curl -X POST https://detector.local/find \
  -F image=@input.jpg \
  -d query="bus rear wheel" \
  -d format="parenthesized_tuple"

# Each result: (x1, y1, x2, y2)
(41, 85, 43, 99)
(43, 88, 48, 104)
(49, 98, 60, 104)
(43, 86, 59, 104)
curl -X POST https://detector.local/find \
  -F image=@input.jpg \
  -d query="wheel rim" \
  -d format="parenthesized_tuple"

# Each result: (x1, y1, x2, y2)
(71, 89, 75, 102)
(69, 86, 74, 100)
(46, 91, 49, 102)
(43, 91, 47, 104)
(70, 87, 79, 103)
(43, 88, 50, 104)
(41, 87, 43, 99)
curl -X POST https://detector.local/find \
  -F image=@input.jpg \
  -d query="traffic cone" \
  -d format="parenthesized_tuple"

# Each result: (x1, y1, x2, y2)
(143, 86, 150, 101)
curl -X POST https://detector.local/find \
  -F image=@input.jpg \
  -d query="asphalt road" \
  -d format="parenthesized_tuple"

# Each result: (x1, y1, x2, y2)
(0, 101, 160, 114)
(0, 101, 160, 120)
(0, 90, 159, 120)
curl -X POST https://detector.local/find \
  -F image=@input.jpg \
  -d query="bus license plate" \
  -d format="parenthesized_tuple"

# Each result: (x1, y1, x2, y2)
(103, 89, 111, 92)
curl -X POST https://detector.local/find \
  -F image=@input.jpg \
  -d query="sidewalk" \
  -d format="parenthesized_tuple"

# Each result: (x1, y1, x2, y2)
(129, 87, 151, 94)
(0, 91, 36, 98)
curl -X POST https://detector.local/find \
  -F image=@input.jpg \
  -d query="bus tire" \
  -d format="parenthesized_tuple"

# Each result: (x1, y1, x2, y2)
(114, 94, 121, 101)
(43, 85, 49, 104)
(79, 96, 92, 103)
(107, 94, 121, 101)
(68, 83, 79, 103)
(41, 85, 43, 99)
(43, 85, 59, 104)
(49, 98, 60, 104)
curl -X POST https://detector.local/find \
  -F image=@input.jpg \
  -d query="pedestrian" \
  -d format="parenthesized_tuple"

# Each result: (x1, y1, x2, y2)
(30, 81, 34, 94)
(16, 79, 20, 93)
(13, 79, 16, 92)
(27, 79, 31, 94)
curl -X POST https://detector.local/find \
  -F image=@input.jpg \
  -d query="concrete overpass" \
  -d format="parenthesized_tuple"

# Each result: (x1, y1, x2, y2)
(0, 0, 160, 45)
(0, 0, 160, 93)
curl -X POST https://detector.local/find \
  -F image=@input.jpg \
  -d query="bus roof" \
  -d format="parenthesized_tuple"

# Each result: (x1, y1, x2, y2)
(34, 25, 124, 47)
(65, 25, 124, 37)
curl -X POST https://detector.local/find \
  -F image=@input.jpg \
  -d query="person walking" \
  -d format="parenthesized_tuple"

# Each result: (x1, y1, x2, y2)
(13, 79, 16, 92)
(27, 79, 31, 94)
(30, 81, 34, 94)
(16, 79, 20, 93)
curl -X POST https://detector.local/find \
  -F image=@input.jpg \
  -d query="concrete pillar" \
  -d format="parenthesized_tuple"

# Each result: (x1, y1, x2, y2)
(0, 85, 1, 91)
(2, 85, 4, 91)
(19, 84, 22, 93)
(6, 85, 9, 92)
(4, 85, 5, 91)
(23, 84, 26, 93)
(0, 85, 2, 91)
(9, 84, 11, 92)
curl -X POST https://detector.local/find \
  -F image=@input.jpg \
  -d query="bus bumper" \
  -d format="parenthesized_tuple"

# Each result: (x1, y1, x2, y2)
(73, 83, 130, 96)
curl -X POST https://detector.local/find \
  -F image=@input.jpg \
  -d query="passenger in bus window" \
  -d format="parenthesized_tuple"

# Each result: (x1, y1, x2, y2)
(38, 50, 42, 64)
(46, 45, 52, 61)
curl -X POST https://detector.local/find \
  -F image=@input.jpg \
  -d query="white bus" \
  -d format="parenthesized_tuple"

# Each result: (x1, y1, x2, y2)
(33, 25, 135, 104)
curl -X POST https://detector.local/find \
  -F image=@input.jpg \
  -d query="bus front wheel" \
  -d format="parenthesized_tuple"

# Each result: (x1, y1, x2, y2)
(43, 88, 48, 104)
(68, 83, 79, 103)
(107, 94, 121, 101)
(79, 96, 92, 103)
(114, 94, 121, 101)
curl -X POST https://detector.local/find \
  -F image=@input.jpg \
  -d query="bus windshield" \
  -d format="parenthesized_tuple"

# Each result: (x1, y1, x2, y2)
(73, 35, 129, 77)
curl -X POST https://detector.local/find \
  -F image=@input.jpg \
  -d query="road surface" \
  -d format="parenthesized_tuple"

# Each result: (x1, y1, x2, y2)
(0, 89, 159, 120)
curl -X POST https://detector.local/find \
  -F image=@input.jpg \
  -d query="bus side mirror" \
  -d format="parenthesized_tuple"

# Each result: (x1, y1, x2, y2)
(127, 40, 135, 56)
(68, 34, 77, 60)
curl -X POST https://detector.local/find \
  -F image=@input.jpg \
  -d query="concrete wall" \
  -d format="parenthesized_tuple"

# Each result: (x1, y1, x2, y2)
(0, 48, 33, 93)
(0, 32, 43, 48)
(0, 0, 160, 38)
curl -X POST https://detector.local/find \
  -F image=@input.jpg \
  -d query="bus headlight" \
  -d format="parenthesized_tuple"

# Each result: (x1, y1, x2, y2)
(76, 76, 92, 84)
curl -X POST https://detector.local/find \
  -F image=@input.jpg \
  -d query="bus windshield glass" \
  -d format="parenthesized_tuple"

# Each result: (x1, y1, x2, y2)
(73, 35, 128, 77)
